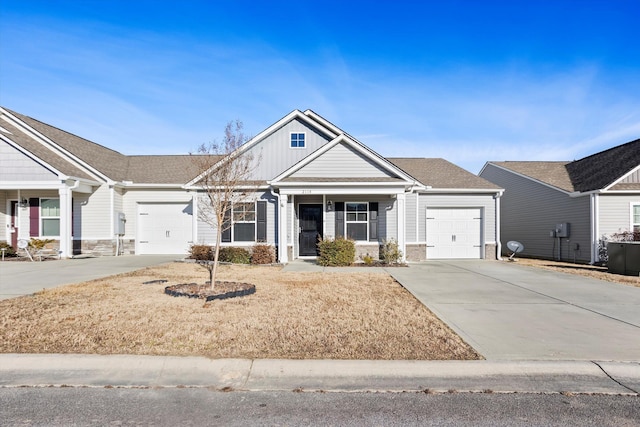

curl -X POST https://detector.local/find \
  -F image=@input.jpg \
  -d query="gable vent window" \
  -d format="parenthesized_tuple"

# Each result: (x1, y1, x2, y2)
(290, 132, 305, 148)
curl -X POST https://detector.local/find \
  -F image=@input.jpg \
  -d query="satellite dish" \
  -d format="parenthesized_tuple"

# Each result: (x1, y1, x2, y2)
(506, 240, 524, 261)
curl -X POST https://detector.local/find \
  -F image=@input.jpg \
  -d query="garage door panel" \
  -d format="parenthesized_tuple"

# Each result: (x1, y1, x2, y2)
(426, 208, 482, 259)
(138, 203, 193, 255)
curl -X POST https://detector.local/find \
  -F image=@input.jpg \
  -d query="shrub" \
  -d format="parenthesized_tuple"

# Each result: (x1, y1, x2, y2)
(251, 243, 275, 264)
(361, 253, 375, 265)
(189, 244, 214, 261)
(219, 247, 251, 264)
(317, 237, 355, 266)
(0, 242, 17, 257)
(380, 239, 403, 265)
(29, 238, 55, 251)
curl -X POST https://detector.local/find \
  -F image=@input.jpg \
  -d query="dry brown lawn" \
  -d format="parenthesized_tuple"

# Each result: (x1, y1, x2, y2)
(516, 258, 640, 288)
(0, 262, 480, 360)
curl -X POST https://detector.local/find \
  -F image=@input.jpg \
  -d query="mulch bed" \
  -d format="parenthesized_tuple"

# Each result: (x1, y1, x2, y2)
(165, 281, 256, 302)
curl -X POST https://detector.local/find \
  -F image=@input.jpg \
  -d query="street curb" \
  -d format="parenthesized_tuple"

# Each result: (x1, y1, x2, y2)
(1, 354, 638, 395)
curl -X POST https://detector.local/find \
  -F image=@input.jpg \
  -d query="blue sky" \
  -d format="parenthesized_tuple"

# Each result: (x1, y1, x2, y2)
(1, 0, 639, 173)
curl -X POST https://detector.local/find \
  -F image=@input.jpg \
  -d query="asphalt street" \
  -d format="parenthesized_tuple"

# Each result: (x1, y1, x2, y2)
(1, 388, 638, 426)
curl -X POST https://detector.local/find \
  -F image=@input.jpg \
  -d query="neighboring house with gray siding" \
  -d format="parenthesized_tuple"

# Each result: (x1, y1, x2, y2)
(1, 106, 502, 262)
(479, 138, 640, 264)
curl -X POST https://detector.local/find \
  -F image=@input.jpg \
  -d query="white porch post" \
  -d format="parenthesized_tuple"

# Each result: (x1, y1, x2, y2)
(396, 192, 406, 262)
(279, 194, 289, 263)
(58, 185, 72, 258)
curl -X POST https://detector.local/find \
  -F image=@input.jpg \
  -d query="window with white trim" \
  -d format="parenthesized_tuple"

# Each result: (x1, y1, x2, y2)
(290, 132, 305, 148)
(633, 204, 640, 232)
(345, 202, 368, 241)
(41, 198, 60, 237)
(232, 202, 256, 241)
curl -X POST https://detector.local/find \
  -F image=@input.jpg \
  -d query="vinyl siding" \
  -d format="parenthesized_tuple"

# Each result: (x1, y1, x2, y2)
(0, 192, 7, 242)
(242, 119, 332, 180)
(0, 139, 58, 181)
(481, 164, 591, 262)
(290, 143, 392, 178)
(72, 184, 112, 239)
(405, 193, 418, 243)
(196, 191, 277, 245)
(599, 194, 640, 236)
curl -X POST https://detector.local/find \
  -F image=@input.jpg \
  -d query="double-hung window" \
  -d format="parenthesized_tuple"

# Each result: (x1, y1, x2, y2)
(633, 204, 640, 233)
(41, 198, 60, 237)
(345, 202, 368, 241)
(232, 202, 256, 241)
(290, 132, 305, 148)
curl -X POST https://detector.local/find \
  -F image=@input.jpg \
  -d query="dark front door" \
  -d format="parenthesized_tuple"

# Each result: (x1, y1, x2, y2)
(299, 204, 322, 256)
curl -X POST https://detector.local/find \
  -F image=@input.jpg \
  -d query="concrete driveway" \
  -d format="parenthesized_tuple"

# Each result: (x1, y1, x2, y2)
(389, 260, 640, 361)
(0, 255, 180, 300)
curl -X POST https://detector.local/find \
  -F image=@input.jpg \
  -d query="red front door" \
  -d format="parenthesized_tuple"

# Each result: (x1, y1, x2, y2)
(10, 200, 18, 248)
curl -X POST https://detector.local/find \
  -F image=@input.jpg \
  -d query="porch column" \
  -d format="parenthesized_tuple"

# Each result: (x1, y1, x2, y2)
(58, 185, 72, 258)
(279, 194, 288, 263)
(396, 192, 406, 262)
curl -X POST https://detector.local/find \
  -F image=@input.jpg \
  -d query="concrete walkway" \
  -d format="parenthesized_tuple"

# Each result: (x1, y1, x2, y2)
(1, 354, 638, 394)
(0, 255, 180, 300)
(388, 260, 640, 361)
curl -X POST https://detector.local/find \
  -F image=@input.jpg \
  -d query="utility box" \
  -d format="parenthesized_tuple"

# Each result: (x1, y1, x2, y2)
(555, 223, 570, 238)
(115, 212, 126, 235)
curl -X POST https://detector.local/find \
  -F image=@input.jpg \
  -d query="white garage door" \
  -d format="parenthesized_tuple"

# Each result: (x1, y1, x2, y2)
(138, 202, 193, 255)
(426, 208, 482, 259)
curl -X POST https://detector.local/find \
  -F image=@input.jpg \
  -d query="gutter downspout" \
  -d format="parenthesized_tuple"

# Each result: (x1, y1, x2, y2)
(495, 191, 503, 260)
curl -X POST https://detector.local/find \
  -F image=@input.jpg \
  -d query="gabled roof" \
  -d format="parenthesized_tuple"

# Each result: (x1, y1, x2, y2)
(486, 138, 640, 193)
(486, 161, 574, 192)
(270, 134, 418, 187)
(0, 118, 95, 180)
(389, 158, 502, 190)
(4, 108, 128, 181)
(566, 138, 640, 192)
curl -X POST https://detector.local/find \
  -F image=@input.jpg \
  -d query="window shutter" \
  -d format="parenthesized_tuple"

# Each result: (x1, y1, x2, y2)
(369, 202, 378, 241)
(256, 201, 267, 241)
(29, 198, 39, 237)
(221, 208, 231, 242)
(335, 202, 344, 238)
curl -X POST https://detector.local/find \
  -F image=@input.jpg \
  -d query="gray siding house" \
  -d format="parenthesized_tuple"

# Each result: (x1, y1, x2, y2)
(480, 139, 640, 263)
(1, 106, 502, 262)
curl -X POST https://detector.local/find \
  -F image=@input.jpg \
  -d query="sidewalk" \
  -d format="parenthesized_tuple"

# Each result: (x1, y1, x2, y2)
(1, 354, 638, 394)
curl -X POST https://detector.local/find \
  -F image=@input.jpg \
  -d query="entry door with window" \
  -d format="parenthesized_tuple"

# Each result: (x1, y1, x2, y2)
(299, 204, 322, 256)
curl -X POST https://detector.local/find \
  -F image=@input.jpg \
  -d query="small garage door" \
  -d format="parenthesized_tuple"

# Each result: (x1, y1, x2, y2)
(138, 202, 193, 255)
(426, 208, 482, 259)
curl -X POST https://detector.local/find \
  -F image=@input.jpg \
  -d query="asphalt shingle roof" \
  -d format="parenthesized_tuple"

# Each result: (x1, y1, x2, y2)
(388, 158, 502, 190)
(490, 138, 640, 193)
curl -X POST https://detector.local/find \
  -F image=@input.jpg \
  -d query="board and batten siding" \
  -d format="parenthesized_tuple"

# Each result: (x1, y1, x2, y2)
(196, 191, 277, 246)
(481, 164, 591, 262)
(72, 184, 112, 239)
(598, 194, 640, 236)
(0, 139, 58, 181)
(242, 119, 332, 181)
(290, 143, 392, 178)
(416, 194, 496, 244)
(619, 169, 640, 184)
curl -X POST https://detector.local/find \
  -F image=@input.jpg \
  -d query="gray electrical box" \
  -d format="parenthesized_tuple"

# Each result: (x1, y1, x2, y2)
(115, 212, 126, 235)
(555, 222, 570, 238)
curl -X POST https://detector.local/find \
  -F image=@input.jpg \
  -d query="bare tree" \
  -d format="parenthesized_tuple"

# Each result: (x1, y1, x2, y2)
(191, 120, 255, 289)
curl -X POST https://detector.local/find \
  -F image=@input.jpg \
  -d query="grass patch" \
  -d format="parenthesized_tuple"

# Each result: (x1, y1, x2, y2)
(516, 258, 640, 288)
(0, 263, 480, 360)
